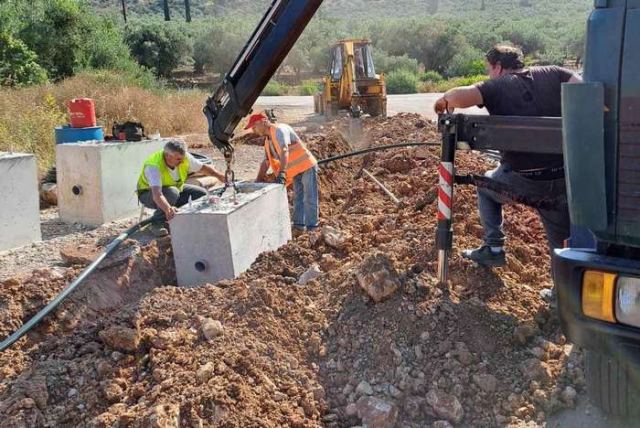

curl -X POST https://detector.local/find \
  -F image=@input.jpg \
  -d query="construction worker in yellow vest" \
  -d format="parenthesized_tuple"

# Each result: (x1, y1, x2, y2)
(247, 113, 320, 233)
(137, 140, 225, 236)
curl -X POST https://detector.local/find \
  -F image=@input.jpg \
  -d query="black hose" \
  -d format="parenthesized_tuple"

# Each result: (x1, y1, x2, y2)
(0, 217, 155, 352)
(317, 142, 440, 166)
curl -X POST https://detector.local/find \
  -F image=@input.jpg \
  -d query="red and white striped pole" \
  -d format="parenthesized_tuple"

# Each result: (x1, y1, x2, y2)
(436, 116, 457, 285)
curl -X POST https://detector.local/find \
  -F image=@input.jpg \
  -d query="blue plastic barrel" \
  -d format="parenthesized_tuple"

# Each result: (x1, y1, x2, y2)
(55, 125, 104, 144)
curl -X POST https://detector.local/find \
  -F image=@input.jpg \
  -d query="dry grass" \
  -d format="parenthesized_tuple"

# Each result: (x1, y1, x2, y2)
(0, 71, 208, 174)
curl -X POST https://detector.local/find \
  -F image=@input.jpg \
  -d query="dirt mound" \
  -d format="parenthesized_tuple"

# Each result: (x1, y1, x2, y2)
(0, 115, 583, 427)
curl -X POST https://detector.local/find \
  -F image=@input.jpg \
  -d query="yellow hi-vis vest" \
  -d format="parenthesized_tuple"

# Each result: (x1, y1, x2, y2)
(137, 151, 190, 193)
(265, 125, 317, 187)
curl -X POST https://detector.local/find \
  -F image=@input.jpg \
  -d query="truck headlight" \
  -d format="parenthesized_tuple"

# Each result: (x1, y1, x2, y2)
(616, 276, 640, 328)
(582, 270, 616, 323)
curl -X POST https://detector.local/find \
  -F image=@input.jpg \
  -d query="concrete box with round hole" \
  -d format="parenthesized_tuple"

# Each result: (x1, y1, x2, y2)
(56, 140, 165, 226)
(0, 152, 41, 251)
(170, 183, 292, 287)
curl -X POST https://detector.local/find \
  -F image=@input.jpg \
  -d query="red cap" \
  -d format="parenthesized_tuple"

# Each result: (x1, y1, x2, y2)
(244, 113, 267, 130)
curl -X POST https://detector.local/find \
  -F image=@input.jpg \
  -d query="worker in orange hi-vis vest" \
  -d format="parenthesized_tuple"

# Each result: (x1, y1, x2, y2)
(247, 113, 319, 235)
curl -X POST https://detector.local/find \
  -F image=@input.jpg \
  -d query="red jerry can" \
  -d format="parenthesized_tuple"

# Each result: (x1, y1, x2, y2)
(67, 98, 97, 128)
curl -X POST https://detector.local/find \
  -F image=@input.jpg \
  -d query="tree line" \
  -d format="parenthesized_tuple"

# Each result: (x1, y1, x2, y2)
(1, 0, 587, 90)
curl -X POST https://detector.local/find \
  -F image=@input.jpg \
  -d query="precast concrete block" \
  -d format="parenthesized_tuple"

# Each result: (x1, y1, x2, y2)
(56, 140, 165, 226)
(170, 183, 292, 287)
(0, 152, 41, 251)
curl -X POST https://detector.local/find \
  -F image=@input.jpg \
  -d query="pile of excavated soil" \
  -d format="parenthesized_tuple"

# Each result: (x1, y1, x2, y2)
(0, 114, 583, 427)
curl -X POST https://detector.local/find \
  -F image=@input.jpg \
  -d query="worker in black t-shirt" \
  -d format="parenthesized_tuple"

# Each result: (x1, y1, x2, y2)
(434, 44, 582, 268)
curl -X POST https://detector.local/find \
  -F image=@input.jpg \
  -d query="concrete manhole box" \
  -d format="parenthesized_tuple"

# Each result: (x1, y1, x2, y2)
(170, 183, 292, 287)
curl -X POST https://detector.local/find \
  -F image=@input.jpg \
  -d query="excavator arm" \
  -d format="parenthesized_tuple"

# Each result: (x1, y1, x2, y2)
(203, 0, 323, 164)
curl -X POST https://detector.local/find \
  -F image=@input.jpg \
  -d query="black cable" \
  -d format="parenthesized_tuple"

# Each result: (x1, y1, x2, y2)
(317, 142, 440, 166)
(0, 217, 155, 352)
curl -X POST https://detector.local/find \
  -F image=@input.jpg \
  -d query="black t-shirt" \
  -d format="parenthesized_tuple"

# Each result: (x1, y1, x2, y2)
(475, 65, 574, 170)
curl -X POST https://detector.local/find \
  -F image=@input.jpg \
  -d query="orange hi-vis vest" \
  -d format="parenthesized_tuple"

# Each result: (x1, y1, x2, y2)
(265, 125, 317, 187)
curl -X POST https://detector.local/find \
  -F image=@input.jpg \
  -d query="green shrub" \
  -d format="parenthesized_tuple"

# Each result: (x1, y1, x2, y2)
(0, 32, 48, 86)
(192, 19, 252, 75)
(537, 49, 565, 66)
(125, 21, 191, 78)
(386, 69, 420, 94)
(262, 81, 289, 96)
(445, 47, 485, 77)
(422, 74, 487, 92)
(299, 80, 321, 96)
(373, 50, 420, 74)
(422, 70, 444, 82)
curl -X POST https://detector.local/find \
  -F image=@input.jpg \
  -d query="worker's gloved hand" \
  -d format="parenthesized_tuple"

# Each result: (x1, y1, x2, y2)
(276, 172, 287, 185)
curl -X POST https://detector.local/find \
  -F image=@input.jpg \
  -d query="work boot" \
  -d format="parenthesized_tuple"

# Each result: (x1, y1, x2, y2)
(462, 245, 506, 267)
(292, 227, 306, 238)
(150, 223, 169, 238)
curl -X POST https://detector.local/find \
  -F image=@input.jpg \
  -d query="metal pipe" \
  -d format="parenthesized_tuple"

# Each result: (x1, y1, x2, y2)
(0, 218, 154, 352)
(362, 169, 402, 207)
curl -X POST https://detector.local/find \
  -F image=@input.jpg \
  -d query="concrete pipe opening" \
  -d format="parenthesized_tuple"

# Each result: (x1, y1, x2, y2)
(194, 261, 208, 273)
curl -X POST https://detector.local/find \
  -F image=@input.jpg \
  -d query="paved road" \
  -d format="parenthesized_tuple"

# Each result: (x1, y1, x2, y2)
(256, 93, 485, 121)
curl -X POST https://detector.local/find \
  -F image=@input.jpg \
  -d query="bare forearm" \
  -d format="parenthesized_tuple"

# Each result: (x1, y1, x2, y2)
(152, 188, 171, 212)
(279, 149, 289, 172)
(443, 86, 482, 109)
(256, 161, 269, 182)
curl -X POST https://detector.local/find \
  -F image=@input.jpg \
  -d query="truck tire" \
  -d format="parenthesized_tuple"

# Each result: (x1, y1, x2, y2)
(585, 350, 640, 418)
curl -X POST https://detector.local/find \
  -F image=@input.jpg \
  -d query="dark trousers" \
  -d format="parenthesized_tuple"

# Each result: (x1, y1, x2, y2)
(477, 163, 570, 251)
(138, 184, 206, 220)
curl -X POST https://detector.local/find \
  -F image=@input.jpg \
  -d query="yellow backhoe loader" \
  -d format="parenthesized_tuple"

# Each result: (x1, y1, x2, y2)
(314, 39, 387, 118)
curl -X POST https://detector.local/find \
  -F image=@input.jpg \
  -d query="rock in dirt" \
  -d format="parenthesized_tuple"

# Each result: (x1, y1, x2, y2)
(196, 362, 215, 384)
(298, 264, 322, 285)
(142, 404, 180, 428)
(60, 244, 97, 266)
(99, 326, 140, 353)
(356, 396, 398, 428)
(356, 380, 374, 396)
(102, 381, 124, 404)
(201, 318, 224, 340)
(519, 358, 552, 383)
(513, 323, 540, 345)
(322, 226, 348, 250)
(561, 385, 577, 406)
(433, 421, 454, 428)
(382, 155, 418, 174)
(356, 254, 401, 303)
(426, 389, 464, 424)
(11, 373, 49, 410)
(40, 183, 58, 206)
(473, 374, 498, 393)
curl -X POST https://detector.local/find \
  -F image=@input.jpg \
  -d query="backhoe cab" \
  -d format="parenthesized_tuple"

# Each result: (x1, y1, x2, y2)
(314, 39, 387, 118)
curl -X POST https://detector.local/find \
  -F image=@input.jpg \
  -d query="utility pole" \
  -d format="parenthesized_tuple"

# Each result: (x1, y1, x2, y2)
(163, 0, 171, 21)
(121, 0, 127, 23)
(184, 0, 192, 22)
